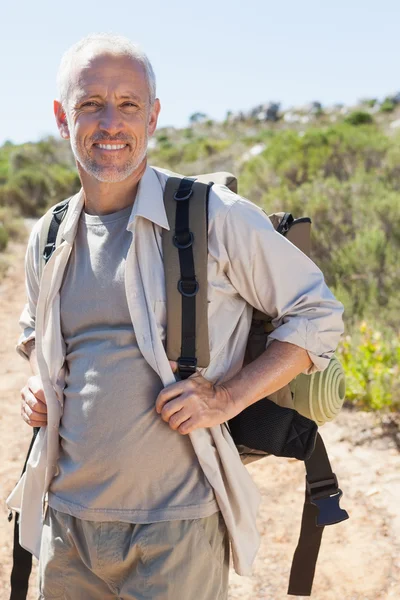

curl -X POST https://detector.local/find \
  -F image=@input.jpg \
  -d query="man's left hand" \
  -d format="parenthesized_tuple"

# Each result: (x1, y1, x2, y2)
(155, 362, 238, 435)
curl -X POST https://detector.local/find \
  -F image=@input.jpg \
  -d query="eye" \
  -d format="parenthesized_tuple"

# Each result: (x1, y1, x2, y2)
(81, 101, 100, 108)
(121, 102, 138, 108)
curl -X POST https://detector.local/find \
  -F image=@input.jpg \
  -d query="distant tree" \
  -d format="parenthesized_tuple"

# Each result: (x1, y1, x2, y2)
(360, 98, 377, 108)
(345, 111, 374, 126)
(189, 112, 208, 124)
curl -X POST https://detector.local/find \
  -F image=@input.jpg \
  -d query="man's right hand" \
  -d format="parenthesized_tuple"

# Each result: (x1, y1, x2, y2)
(21, 376, 47, 427)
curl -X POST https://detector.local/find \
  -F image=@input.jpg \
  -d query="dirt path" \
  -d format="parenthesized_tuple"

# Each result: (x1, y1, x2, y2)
(1, 238, 399, 600)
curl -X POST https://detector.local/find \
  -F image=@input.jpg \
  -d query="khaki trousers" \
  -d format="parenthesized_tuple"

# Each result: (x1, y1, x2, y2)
(38, 507, 229, 599)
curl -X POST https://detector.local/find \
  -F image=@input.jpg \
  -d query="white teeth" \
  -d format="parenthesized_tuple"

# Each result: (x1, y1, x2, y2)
(97, 144, 126, 150)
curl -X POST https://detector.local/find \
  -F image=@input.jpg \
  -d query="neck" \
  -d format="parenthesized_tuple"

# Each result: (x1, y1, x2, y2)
(78, 159, 147, 215)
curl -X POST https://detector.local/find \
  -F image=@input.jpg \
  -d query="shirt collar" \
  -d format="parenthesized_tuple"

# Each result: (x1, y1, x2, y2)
(61, 189, 85, 245)
(127, 165, 170, 231)
(61, 165, 170, 245)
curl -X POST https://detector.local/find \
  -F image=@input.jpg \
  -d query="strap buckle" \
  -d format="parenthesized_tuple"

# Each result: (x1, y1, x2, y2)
(178, 357, 197, 378)
(52, 201, 70, 222)
(43, 242, 55, 262)
(307, 475, 349, 526)
(178, 279, 199, 297)
(173, 232, 194, 249)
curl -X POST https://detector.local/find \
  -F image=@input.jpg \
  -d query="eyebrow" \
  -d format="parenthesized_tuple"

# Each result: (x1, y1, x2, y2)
(76, 92, 142, 103)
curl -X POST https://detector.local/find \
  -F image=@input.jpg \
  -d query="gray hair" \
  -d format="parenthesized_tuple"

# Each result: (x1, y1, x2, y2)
(56, 33, 156, 108)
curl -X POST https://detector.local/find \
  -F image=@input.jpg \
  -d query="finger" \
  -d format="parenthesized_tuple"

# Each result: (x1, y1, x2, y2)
(168, 408, 191, 431)
(22, 388, 48, 414)
(24, 416, 47, 427)
(169, 361, 178, 373)
(23, 403, 47, 422)
(21, 406, 47, 427)
(22, 404, 47, 421)
(156, 381, 190, 414)
(28, 376, 46, 404)
(178, 418, 195, 435)
(160, 397, 186, 423)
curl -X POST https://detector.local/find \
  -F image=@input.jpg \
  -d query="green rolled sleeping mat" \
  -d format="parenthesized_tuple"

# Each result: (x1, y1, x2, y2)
(291, 356, 346, 426)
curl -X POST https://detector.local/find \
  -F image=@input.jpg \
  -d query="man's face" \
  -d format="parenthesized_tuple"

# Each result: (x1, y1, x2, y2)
(55, 52, 160, 183)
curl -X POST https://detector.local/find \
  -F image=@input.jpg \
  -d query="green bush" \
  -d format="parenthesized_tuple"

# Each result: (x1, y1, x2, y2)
(49, 166, 80, 203)
(0, 224, 8, 251)
(239, 124, 388, 192)
(380, 99, 395, 113)
(0, 183, 30, 213)
(338, 322, 400, 410)
(361, 99, 377, 108)
(156, 133, 170, 145)
(345, 111, 374, 126)
(0, 207, 25, 243)
(1, 170, 50, 216)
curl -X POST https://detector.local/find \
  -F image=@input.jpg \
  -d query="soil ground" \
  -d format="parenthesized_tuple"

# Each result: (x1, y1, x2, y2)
(1, 238, 399, 600)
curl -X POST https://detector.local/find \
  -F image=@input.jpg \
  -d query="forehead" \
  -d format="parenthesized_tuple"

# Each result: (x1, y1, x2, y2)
(68, 51, 149, 100)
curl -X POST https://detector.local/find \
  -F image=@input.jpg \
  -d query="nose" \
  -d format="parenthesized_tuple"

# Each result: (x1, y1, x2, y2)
(98, 103, 123, 136)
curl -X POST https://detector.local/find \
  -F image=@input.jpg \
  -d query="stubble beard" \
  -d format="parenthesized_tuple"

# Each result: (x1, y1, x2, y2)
(70, 132, 148, 183)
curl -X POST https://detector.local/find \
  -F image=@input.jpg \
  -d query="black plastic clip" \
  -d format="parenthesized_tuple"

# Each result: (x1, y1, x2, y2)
(52, 201, 70, 223)
(178, 357, 197, 378)
(277, 212, 294, 236)
(307, 475, 349, 526)
(43, 242, 56, 262)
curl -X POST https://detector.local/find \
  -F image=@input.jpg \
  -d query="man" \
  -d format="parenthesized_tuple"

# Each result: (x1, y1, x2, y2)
(9, 33, 344, 599)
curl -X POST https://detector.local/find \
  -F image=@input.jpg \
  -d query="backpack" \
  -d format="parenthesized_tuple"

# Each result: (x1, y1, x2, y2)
(9, 171, 349, 599)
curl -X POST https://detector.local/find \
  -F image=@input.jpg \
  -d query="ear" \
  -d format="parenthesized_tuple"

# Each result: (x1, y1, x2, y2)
(148, 98, 161, 137)
(54, 100, 70, 140)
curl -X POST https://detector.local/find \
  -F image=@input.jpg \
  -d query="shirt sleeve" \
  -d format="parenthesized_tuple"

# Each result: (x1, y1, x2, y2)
(16, 223, 41, 360)
(220, 195, 344, 374)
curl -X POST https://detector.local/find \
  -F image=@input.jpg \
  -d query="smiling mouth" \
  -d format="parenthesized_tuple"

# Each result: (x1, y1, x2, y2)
(94, 143, 128, 151)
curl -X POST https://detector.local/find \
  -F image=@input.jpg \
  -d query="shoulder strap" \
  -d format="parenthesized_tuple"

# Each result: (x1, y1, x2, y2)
(38, 198, 72, 278)
(162, 176, 211, 375)
(8, 197, 72, 600)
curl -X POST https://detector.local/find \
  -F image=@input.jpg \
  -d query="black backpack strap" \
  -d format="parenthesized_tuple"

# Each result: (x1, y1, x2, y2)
(9, 198, 71, 600)
(288, 433, 349, 596)
(9, 427, 39, 600)
(42, 198, 71, 264)
(162, 176, 211, 376)
(174, 177, 198, 378)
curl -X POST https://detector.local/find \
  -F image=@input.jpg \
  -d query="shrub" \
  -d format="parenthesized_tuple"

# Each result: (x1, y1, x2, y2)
(156, 133, 170, 145)
(380, 99, 395, 113)
(253, 176, 400, 330)
(239, 124, 389, 193)
(0, 183, 30, 214)
(361, 98, 377, 108)
(5, 169, 52, 216)
(48, 166, 80, 206)
(0, 224, 8, 251)
(345, 111, 374, 126)
(0, 207, 25, 242)
(338, 322, 400, 410)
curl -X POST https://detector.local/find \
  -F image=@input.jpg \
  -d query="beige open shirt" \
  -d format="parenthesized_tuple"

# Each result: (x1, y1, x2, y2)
(7, 166, 344, 575)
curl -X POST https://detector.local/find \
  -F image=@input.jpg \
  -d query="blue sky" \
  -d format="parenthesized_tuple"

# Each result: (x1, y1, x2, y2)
(2, 0, 400, 145)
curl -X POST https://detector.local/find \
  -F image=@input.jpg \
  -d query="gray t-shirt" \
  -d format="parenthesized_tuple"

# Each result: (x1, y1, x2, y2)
(48, 205, 217, 522)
